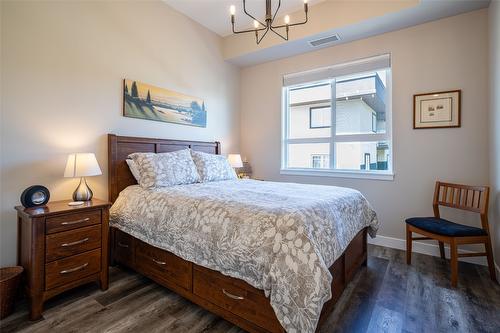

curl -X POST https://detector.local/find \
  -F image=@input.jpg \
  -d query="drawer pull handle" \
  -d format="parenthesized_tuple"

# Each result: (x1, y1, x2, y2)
(152, 258, 166, 265)
(60, 262, 88, 274)
(117, 242, 129, 248)
(61, 217, 90, 226)
(61, 238, 89, 247)
(222, 289, 245, 300)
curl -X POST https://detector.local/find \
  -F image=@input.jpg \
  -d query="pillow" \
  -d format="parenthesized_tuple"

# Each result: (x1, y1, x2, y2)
(126, 159, 141, 183)
(128, 149, 200, 188)
(190, 150, 237, 182)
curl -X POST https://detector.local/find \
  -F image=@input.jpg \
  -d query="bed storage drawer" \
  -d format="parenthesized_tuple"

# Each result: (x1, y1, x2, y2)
(114, 229, 135, 266)
(193, 266, 282, 333)
(329, 255, 345, 303)
(135, 240, 191, 291)
(344, 229, 367, 282)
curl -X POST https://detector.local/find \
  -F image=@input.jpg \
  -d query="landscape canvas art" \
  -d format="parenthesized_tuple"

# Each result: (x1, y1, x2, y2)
(123, 79, 207, 127)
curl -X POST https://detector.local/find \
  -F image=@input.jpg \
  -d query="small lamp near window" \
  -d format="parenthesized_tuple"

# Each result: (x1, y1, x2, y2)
(64, 153, 102, 205)
(228, 154, 243, 168)
(227, 154, 243, 177)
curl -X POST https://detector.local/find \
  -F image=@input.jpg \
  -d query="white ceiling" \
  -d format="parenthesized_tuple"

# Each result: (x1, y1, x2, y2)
(163, 0, 325, 37)
(163, 0, 491, 67)
(230, 0, 491, 66)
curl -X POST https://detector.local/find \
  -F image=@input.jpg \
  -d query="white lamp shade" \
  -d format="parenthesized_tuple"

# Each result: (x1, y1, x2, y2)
(64, 153, 102, 178)
(227, 154, 243, 168)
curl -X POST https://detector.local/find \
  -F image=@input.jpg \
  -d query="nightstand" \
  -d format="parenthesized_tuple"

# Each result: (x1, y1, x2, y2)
(15, 199, 111, 320)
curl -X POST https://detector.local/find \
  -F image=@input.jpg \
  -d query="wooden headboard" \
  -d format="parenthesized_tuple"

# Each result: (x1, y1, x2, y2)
(108, 134, 220, 202)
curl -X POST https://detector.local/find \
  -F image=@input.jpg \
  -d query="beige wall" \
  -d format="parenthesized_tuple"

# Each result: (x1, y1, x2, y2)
(0, 1, 240, 266)
(241, 10, 490, 247)
(489, 1, 500, 269)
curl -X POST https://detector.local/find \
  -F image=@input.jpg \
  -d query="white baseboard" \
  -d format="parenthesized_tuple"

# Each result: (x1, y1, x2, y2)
(368, 234, 492, 266)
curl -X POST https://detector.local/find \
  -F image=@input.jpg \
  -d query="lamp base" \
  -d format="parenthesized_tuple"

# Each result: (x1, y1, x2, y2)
(72, 177, 93, 201)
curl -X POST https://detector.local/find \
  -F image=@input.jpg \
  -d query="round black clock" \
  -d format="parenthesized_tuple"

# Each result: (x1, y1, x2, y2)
(20, 185, 50, 208)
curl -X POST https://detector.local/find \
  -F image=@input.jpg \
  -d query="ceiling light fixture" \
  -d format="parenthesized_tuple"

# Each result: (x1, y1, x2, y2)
(229, 0, 309, 45)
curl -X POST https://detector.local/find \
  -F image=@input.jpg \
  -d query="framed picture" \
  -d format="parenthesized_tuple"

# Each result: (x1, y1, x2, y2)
(413, 90, 461, 129)
(123, 79, 207, 127)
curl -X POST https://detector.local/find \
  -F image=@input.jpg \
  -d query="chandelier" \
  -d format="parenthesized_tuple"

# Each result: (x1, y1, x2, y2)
(229, 0, 309, 45)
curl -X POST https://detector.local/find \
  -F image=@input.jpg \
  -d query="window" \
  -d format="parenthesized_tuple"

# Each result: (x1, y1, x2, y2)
(310, 106, 331, 129)
(371, 113, 377, 133)
(311, 154, 329, 168)
(363, 153, 371, 171)
(281, 54, 393, 180)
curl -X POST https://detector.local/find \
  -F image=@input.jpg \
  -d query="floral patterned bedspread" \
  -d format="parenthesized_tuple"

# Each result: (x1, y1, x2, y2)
(110, 179, 379, 333)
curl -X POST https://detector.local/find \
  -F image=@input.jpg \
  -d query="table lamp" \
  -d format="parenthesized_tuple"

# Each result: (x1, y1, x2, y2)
(227, 154, 243, 177)
(64, 153, 102, 205)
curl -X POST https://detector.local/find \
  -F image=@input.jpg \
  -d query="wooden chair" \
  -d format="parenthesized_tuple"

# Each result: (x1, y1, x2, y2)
(405, 181, 497, 287)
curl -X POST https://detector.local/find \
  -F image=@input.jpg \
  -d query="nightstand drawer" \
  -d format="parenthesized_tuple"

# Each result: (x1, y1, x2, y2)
(46, 210, 101, 234)
(45, 249, 101, 290)
(46, 225, 101, 262)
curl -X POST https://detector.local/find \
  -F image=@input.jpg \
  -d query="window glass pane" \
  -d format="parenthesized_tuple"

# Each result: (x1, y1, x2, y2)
(335, 70, 387, 135)
(335, 141, 390, 171)
(289, 83, 331, 139)
(287, 143, 330, 169)
(310, 107, 331, 128)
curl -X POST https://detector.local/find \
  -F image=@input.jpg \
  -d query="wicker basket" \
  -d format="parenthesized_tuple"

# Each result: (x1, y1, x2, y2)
(0, 266, 24, 319)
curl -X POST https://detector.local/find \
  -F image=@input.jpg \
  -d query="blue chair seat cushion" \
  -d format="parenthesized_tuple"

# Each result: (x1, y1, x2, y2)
(405, 217, 487, 237)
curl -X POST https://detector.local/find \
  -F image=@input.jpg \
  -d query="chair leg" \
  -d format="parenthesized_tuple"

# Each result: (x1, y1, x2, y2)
(485, 238, 498, 283)
(406, 225, 412, 265)
(450, 240, 458, 287)
(438, 241, 446, 259)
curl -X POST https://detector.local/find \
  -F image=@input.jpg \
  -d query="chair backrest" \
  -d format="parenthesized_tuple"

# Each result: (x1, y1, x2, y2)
(433, 181, 490, 232)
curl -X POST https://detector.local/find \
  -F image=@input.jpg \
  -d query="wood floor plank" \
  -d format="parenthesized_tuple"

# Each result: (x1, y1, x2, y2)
(95, 273, 152, 307)
(2, 245, 499, 333)
(366, 304, 403, 333)
(20, 298, 104, 333)
(318, 255, 390, 333)
(403, 252, 442, 332)
(53, 284, 162, 332)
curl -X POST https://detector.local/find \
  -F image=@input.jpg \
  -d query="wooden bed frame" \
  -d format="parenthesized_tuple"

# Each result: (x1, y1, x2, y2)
(107, 134, 368, 333)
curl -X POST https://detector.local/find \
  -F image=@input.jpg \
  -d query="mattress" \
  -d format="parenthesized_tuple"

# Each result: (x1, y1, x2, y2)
(110, 179, 379, 333)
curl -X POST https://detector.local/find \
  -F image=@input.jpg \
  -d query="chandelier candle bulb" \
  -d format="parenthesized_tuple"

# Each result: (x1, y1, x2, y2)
(284, 15, 290, 24)
(230, 5, 235, 15)
(253, 20, 259, 29)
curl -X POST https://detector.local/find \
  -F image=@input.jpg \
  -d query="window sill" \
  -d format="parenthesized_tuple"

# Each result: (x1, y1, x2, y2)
(280, 168, 395, 181)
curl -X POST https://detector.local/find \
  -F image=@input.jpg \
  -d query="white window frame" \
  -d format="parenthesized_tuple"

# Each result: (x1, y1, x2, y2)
(281, 56, 394, 181)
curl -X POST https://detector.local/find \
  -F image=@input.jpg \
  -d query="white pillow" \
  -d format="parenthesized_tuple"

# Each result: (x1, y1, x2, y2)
(190, 150, 237, 182)
(126, 159, 141, 183)
(128, 149, 200, 188)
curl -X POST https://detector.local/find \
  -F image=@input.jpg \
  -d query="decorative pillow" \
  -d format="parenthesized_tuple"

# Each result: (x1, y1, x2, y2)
(190, 150, 237, 182)
(128, 149, 200, 188)
(126, 159, 141, 183)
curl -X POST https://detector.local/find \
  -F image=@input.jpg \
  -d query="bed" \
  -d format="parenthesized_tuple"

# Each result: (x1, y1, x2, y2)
(107, 134, 378, 333)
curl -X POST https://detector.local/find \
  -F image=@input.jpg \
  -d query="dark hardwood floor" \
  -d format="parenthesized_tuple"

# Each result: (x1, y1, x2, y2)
(2, 245, 499, 333)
